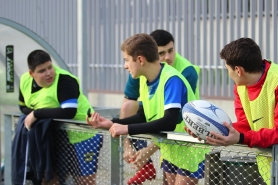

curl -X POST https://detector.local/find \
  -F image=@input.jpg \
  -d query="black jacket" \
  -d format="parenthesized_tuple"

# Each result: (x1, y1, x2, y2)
(12, 115, 54, 184)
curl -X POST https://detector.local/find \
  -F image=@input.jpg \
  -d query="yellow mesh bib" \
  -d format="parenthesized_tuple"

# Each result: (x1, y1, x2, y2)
(140, 64, 209, 171)
(237, 62, 278, 185)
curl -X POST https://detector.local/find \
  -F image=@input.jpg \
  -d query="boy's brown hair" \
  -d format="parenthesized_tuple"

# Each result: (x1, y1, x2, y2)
(121, 33, 159, 63)
(220, 38, 262, 73)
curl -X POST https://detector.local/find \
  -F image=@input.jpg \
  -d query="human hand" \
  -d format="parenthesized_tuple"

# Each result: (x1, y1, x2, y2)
(123, 143, 136, 163)
(109, 123, 128, 137)
(206, 122, 240, 146)
(184, 126, 202, 141)
(86, 112, 113, 129)
(131, 148, 152, 171)
(24, 111, 37, 130)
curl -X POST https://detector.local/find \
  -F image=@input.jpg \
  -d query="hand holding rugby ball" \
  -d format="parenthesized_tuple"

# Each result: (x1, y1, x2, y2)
(182, 100, 232, 140)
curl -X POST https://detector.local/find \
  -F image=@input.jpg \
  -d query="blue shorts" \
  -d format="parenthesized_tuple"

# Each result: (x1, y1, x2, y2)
(131, 139, 147, 150)
(73, 134, 103, 176)
(161, 159, 205, 179)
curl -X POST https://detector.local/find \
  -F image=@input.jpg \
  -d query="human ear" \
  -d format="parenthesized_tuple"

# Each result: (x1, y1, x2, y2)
(29, 70, 34, 77)
(137, 56, 145, 65)
(235, 66, 243, 77)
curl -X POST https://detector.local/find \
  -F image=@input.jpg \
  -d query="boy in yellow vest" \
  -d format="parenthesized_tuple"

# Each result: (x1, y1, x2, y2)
(87, 34, 208, 185)
(121, 29, 201, 185)
(19, 50, 102, 184)
(187, 38, 276, 185)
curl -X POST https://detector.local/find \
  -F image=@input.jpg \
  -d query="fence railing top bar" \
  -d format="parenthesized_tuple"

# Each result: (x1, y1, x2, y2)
(214, 145, 272, 157)
(52, 120, 108, 133)
(3, 112, 21, 117)
(4, 112, 274, 156)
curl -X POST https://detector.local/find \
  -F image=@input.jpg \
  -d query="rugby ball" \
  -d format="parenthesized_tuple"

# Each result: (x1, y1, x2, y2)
(182, 100, 232, 140)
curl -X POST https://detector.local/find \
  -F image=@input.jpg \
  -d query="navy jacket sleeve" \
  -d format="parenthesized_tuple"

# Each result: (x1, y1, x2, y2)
(12, 115, 54, 184)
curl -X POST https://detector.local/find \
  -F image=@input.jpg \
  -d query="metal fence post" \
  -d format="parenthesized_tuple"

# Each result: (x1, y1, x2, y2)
(271, 145, 278, 185)
(4, 114, 12, 185)
(110, 136, 120, 185)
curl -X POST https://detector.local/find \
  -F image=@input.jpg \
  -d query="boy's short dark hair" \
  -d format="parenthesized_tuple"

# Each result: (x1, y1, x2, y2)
(27, 50, 52, 71)
(220, 38, 262, 73)
(121, 33, 159, 63)
(150, 29, 175, 46)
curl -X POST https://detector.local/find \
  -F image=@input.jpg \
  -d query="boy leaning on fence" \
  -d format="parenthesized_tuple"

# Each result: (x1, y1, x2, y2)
(120, 29, 201, 185)
(16, 50, 102, 185)
(87, 33, 208, 185)
(186, 37, 278, 185)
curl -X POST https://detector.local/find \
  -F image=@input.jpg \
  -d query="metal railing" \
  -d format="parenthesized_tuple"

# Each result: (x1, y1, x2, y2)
(3, 111, 275, 185)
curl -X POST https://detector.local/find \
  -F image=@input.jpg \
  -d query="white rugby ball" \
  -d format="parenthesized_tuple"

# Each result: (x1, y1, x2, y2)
(182, 100, 232, 140)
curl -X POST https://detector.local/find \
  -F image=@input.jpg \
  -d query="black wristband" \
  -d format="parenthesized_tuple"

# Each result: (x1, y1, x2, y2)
(237, 133, 244, 144)
(111, 118, 119, 123)
(33, 110, 38, 118)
